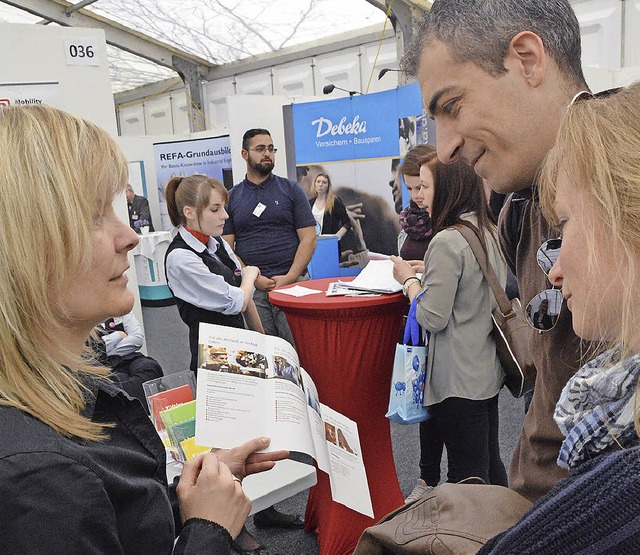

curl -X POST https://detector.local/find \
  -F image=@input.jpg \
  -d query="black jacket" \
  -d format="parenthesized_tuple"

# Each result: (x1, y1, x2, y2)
(309, 195, 351, 237)
(128, 194, 155, 232)
(0, 378, 231, 554)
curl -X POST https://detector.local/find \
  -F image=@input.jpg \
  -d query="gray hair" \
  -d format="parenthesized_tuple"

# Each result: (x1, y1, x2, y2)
(402, 0, 587, 88)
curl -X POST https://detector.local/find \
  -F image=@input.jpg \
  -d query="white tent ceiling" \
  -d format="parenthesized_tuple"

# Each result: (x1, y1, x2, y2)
(0, 0, 391, 92)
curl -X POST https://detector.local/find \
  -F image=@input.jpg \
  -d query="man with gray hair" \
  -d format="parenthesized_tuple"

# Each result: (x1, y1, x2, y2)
(403, 0, 589, 502)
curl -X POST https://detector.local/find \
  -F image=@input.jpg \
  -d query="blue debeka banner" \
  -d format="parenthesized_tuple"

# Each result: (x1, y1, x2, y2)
(291, 84, 434, 259)
(292, 83, 425, 164)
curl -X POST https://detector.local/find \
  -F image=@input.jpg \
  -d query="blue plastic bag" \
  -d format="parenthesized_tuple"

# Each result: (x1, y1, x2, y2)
(385, 298, 430, 424)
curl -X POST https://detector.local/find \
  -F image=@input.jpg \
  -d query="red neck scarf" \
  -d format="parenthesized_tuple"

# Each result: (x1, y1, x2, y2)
(185, 227, 210, 245)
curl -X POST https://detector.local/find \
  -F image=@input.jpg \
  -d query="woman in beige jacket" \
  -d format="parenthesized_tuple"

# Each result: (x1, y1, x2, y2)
(393, 154, 508, 495)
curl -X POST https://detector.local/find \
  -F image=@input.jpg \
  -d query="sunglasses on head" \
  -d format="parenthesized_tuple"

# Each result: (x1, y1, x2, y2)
(525, 87, 621, 332)
(525, 238, 564, 332)
(570, 87, 621, 106)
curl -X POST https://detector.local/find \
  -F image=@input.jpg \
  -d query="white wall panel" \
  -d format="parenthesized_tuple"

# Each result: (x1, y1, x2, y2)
(118, 104, 146, 136)
(583, 66, 615, 92)
(235, 69, 273, 95)
(170, 90, 190, 135)
(314, 48, 362, 97)
(143, 95, 174, 135)
(625, 1, 640, 67)
(273, 59, 315, 97)
(573, 0, 622, 69)
(204, 77, 235, 132)
(360, 38, 399, 94)
(613, 65, 640, 87)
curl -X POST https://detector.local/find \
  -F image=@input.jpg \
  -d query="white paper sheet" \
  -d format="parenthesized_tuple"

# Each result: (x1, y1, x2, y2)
(276, 285, 324, 297)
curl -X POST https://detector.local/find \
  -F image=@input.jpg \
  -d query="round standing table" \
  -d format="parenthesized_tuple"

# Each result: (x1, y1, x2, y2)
(270, 277, 406, 555)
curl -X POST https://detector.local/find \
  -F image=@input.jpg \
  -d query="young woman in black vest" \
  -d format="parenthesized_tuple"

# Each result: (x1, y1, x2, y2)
(165, 174, 303, 552)
(165, 175, 263, 374)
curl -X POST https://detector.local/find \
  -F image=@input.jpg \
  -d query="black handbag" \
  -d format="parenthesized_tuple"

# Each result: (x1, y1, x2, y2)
(454, 223, 536, 398)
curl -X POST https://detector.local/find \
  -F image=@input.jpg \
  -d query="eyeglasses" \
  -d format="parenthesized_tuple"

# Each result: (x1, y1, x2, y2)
(525, 238, 564, 332)
(248, 145, 277, 154)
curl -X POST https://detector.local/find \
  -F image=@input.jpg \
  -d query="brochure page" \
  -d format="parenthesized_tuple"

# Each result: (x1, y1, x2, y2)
(194, 323, 373, 516)
(345, 259, 402, 293)
(195, 324, 316, 458)
(321, 404, 374, 518)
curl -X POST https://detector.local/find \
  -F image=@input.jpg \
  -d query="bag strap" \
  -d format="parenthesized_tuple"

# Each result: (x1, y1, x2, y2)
(453, 222, 512, 316)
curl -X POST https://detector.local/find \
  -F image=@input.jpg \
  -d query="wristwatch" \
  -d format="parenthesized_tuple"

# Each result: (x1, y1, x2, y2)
(402, 276, 421, 297)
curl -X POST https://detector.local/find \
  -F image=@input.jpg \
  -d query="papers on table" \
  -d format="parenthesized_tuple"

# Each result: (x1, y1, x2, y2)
(329, 259, 403, 295)
(276, 285, 324, 297)
(326, 282, 381, 297)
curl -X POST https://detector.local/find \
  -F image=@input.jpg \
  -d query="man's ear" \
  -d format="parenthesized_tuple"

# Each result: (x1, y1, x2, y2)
(241, 149, 249, 162)
(505, 31, 547, 88)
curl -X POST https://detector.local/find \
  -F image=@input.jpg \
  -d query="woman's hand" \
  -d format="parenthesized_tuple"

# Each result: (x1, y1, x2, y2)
(211, 437, 289, 481)
(406, 259, 425, 274)
(240, 266, 265, 311)
(177, 452, 251, 538)
(242, 266, 261, 283)
(391, 255, 417, 285)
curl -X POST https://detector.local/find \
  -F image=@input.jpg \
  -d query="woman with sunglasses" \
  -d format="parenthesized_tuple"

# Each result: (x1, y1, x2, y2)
(479, 83, 640, 553)
(0, 105, 287, 553)
(392, 153, 509, 488)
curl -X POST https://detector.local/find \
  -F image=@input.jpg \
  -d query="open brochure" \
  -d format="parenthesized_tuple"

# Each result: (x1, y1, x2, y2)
(194, 323, 373, 517)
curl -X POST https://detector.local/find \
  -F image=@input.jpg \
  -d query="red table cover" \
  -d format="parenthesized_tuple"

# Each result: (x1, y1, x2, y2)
(270, 278, 406, 554)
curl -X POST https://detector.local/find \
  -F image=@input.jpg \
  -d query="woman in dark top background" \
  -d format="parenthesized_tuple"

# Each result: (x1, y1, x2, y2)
(397, 144, 436, 261)
(309, 172, 351, 244)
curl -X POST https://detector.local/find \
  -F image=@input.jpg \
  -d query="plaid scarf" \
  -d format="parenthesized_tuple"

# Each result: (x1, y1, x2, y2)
(399, 204, 432, 242)
(554, 348, 640, 469)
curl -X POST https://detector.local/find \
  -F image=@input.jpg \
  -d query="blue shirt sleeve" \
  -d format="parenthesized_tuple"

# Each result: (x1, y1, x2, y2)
(166, 247, 245, 315)
(222, 188, 237, 237)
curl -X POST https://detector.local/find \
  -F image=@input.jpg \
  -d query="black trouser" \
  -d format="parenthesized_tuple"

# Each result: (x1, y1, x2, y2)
(427, 394, 507, 486)
(418, 416, 445, 486)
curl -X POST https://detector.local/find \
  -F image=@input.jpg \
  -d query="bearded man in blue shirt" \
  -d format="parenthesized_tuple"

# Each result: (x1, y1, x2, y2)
(223, 128, 316, 348)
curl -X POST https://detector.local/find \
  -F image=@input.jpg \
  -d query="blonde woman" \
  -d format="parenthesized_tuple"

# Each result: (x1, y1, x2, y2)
(309, 172, 351, 241)
(479, 83, 640, 552)
(0, 105, 285, 553)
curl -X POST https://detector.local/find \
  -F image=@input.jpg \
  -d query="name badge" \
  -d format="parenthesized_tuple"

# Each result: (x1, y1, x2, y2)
(253, 203, 266, 217)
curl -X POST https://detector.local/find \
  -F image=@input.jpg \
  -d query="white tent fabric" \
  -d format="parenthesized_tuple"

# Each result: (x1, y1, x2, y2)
(0, 0, 388, 92)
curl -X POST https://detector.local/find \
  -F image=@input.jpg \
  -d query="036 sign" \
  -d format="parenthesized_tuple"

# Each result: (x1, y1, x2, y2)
(64, 38, 100, 66)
